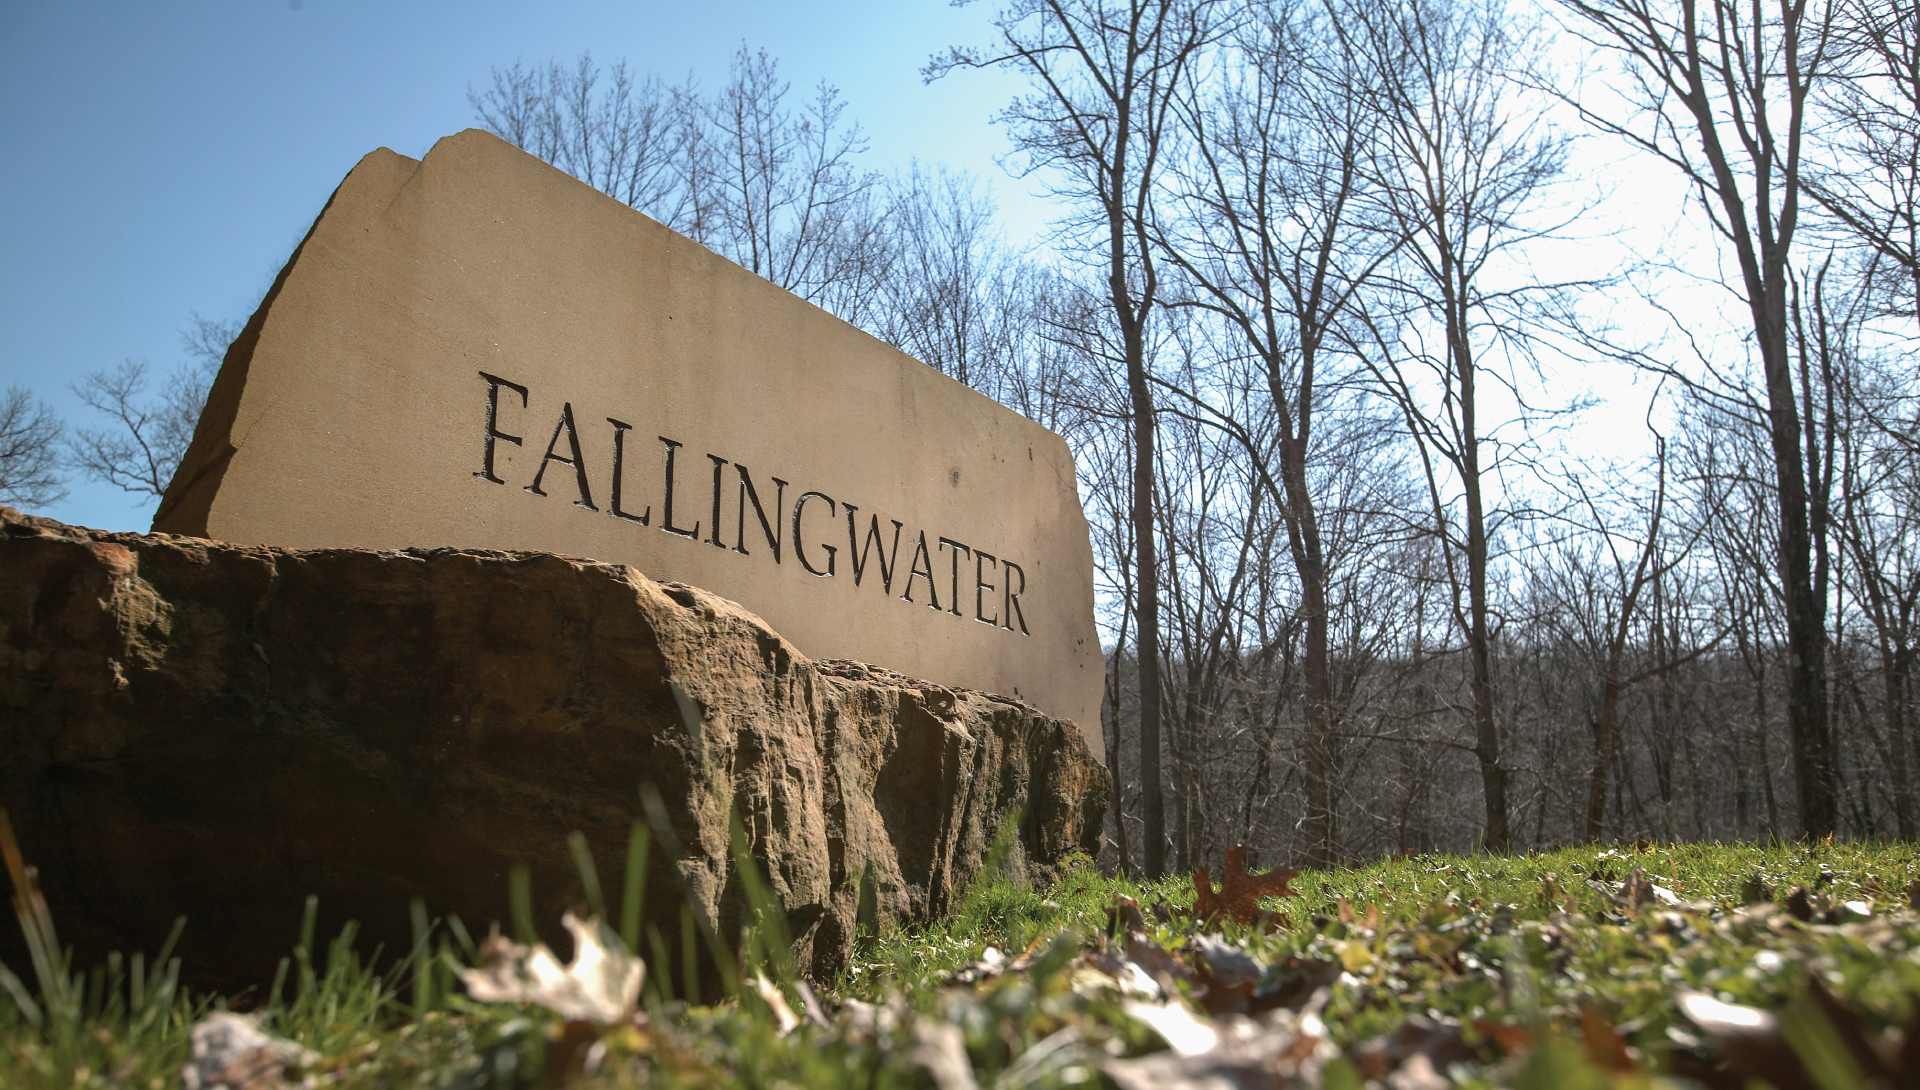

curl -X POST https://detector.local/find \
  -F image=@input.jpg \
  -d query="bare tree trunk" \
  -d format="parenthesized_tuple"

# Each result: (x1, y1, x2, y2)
(934, 0, 1212, 876)
(1588, 679, 1624, 840)
(1892, 644, 1917, 838)
(1281, 434, 1339, 864)
(1461, 452, 1508, 852)
(1129, 332, 1167, 875)
(1774, 330, 1837, 838)
(1743, 609, 1784, 839)
(1733, 725, 1753, 837)
(1104, 638, 1134, 873)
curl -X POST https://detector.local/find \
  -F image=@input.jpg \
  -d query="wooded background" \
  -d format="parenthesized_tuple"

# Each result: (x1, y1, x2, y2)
(9, 0, 1914, 875)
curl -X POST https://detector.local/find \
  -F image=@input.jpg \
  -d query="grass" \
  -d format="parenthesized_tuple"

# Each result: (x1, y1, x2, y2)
(5, 831, 1920, 1088)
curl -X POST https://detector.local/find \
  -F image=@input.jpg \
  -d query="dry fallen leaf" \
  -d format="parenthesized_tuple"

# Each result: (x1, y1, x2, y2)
(794, 979, 831, 1029)
(948, 945, 1009, 985)
(1385, 1053, 1450, 1090)
(179, 1011, 318, 1090)
(1471, 1019, 1531, 1057)
(1786, 886, 1815, 921)
(750, 972, 801, 1035)
(1617, 868, 1681, 908)
(1353, 1015, 1478, 1082)
(1189, 934, 1264, 1016)
(1122, 998, 1221, 1057)
(1674, 979, 1920, 1090)
(1578, 1005, 1635, 1072)
(459, 913, 643, 1025)
(1674, 988, 1809, 1090)
(910, 1018, 980, 1090)
(1108, 994, 1336, 1090)
(1108, 894, 1150, 935)
(1257, 958, 1342, 1014)
(1192, 846, 1299, 927)
(1124, 930, 1190, 990)
(1074, 949, 1163, 999)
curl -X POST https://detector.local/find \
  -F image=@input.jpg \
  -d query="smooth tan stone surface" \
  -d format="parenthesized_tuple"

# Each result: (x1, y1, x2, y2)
(155, 129, 1102, 752)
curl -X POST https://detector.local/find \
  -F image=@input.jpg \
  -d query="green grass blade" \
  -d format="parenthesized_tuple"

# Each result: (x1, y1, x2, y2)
(646, 922, 672, 1003)
(0, 956, 42, 1029)
(509, 865, 536, 946)
(567, 831, 606, 921)
(621, 821, 650, 955)
(410, 897, 433, 1013)
(729, 809, 794, 984)
(445, 913, 477, 962)
(151, 916, 187, 998)
(267, 957, 289, 1018)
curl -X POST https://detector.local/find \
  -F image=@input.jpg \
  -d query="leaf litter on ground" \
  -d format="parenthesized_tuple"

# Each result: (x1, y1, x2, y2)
(9, 811, 1920, 1087)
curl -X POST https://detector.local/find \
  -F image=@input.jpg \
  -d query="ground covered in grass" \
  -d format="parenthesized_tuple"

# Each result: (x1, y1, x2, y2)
(6, 838, 1920, 1089)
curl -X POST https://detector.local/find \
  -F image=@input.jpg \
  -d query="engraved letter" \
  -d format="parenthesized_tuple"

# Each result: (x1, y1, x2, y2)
(526, 402, 597, 510)
(734, 465, 787, 562)
(475, 371, 527, 484)
(974, 550, 999, 626)
(900, 531, 941, 610)
(793, 491, 838, 576)
(846, 507, 904, 591)
(606, 419, 650, 525)
(706, 454, 729, 548)
(1002, 560, 1030, 635)
(938, 537, 971, 617)
(659, 436, 700, 539)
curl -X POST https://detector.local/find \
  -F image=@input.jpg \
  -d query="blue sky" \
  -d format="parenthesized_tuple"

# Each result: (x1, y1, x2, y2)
(0, 0, 1046, 532)
(1, 1, 1712, 539)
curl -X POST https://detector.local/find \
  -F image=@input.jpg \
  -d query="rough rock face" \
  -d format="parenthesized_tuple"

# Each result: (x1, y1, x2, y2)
(0, 508, 1107, 993)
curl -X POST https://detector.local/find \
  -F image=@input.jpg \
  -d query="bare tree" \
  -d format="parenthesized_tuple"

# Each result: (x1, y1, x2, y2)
(1805, 0, 1920, 328)
(0, 387, 65, 509)
(1538, 426, 1727, 839)
(700, 47, 895, 324)
(1555, 0, 1843, 837)
(470, 53, 701, 227)
(472, 47, 893, 329)
(67, 315, 238, 502)
(452, 11, 1920, 857)
(1153, 0, 1402, 865)
(1346, 0, 1572, 852)
(934, 0, 1220, 877)
(1823, 267, 1920, 837)
(873, 164, 1035, 392)
(1145, 311, 1289, 872)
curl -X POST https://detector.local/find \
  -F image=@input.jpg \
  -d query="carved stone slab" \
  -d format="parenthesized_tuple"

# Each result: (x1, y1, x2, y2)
(155, 130, 1102, 751)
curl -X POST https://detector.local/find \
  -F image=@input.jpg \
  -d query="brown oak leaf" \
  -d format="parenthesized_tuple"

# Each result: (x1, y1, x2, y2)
(1578, 1005, 1635, 1072)
(1192, 846, 1299, 926)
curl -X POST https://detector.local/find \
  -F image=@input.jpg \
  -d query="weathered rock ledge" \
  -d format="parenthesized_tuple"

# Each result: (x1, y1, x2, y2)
(0, 507, 1107, 992)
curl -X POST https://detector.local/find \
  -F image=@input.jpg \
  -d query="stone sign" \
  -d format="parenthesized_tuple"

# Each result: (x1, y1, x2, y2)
(154, 129, 1102, 750)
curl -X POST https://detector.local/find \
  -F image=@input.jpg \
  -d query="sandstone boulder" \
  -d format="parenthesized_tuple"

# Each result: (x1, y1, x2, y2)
(0, 507, 1107, 993)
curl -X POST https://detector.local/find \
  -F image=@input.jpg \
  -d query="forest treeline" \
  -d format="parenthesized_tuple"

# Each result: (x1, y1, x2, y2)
(7, 0, 1913, 875)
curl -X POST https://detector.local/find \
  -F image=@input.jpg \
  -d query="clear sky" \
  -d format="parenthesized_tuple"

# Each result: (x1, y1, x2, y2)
(0, 0, 1048, 533)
